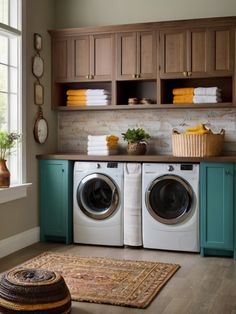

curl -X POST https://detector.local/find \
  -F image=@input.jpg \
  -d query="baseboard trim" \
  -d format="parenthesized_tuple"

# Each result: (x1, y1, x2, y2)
(0, 227, 40, 259)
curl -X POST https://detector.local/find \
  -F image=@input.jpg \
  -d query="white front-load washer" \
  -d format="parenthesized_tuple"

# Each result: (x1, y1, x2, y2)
(73, 161, 124, 246)
(142, 163, 199, 252)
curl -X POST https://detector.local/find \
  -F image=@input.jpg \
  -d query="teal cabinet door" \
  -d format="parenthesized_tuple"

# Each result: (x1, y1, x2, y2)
(40, 160, 73, 244)
(200, 163, 234, 256)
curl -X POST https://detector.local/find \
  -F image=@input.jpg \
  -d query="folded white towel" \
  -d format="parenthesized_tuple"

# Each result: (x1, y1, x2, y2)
(87, 143, 118, 149)
(86, 95, 110, 101)
(87, 144, 118, 150)
(86, 89, 108, 96)
(87, 149, 117, 156)
(86, 100, 110, 105)
(88, 135, 119, 142)
(194, 87, 221, 96)
(193, 95, 222, 103)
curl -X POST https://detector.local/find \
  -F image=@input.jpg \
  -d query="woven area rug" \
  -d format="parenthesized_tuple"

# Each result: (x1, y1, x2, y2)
(13, 252, 180, 309)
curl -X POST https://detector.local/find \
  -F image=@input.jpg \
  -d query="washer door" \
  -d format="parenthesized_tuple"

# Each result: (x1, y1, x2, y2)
(77, 173, 119, 220)
(146, 175, 193, 225)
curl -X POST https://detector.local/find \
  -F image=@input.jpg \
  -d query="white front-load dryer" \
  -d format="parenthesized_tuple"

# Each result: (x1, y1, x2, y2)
(73, 161, 124, 246)
(142, 163, 199, 252)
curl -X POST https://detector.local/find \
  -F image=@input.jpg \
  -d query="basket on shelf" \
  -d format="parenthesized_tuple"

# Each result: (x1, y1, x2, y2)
(172, 129, 225, 157)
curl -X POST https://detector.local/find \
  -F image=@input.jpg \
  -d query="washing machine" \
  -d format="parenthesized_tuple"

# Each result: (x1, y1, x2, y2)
(142, 163, 199, 252)
(73, 161, 124, 246)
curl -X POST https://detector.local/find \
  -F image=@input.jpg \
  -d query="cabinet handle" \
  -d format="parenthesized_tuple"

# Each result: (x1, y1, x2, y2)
(136, 74, 140, 78)
(225, 170, 232, 175)
(187, 71, 192, 77)
(132, 74, 136, 78)
(183, 71, 187, 77)
(62, 169, 64, 172)
(90, 75, 94, 79)
(86, 75, 89, 79)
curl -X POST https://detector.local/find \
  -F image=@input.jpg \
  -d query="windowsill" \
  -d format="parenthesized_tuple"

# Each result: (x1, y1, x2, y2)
(0, 183, 32, 204)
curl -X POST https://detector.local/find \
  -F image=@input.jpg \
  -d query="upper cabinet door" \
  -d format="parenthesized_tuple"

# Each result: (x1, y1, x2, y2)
(210, 28, 234, 75)
(90, 34, 114, 81)
(160, 29, 187, 78)
(117, 32, 137, 80)
(52, 38, 70, 82)
(117, 31, 156, 80)
(71, 35, 90, 81)
(160, 29, 209, 78)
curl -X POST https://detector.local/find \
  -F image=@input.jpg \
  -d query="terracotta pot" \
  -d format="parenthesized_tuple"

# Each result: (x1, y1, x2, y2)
(0, 159, 10, 188)
(127, 142, 147, 155)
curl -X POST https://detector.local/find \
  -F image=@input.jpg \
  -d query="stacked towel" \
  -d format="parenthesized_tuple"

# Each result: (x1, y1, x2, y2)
(193, 87, 222, 103)
(87, 134, 119, 155)
(66, 89, 110, 107)
(172, 88, 194, 104)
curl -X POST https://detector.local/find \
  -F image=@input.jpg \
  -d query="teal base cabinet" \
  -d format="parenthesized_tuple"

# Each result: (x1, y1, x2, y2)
(200, 162, 235, 258)
(40, 160, 73, 244)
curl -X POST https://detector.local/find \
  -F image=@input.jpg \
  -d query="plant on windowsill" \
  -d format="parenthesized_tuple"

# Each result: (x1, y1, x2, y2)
(121, 128, 151, 155)
(0, 131, 21, 188)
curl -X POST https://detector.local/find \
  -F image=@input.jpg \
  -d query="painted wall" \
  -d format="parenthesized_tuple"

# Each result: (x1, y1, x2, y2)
(55, 0, 236, 28)
(0, 0, 57, 241)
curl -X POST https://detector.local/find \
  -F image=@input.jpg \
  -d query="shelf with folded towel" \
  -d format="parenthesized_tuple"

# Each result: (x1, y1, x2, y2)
(160, 77, 233, 105)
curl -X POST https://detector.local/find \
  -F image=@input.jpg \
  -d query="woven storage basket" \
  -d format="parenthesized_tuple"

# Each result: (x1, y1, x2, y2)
(172, 129, 225, 157)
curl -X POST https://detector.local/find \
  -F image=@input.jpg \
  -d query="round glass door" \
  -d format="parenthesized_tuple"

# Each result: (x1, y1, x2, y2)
(77, 173, 119, 220)
(146, 175, 193, 224)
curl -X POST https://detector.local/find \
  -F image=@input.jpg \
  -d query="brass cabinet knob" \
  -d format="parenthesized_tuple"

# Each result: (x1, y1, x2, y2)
(132, 74, 136, 78)
(187, 71, 192, 77)
(90, 74, 94, 79)
(183, 71, 187, 77)
(136, 74, 140, 78)
(86, 75, 89, 79)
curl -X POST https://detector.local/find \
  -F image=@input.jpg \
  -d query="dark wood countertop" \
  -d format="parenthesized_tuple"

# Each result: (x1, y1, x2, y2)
(36, 153, 236, 163)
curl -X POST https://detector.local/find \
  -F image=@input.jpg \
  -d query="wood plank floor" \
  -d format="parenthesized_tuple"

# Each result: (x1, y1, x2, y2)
(1, 242, 236, 314)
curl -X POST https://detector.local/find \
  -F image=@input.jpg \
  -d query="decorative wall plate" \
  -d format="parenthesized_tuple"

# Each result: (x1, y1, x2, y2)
(34, 116, 48, 144)
(32, 55, 44, 78)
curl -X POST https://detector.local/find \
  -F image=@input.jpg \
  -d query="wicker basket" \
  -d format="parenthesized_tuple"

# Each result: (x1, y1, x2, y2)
(172, 129, 225, 157)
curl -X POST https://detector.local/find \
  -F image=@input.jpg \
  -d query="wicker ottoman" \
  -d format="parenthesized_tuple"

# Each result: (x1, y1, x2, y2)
(0, 268, 71, 313)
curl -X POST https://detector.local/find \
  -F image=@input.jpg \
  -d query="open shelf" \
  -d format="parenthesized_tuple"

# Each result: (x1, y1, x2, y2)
(161, 77, 233, 104)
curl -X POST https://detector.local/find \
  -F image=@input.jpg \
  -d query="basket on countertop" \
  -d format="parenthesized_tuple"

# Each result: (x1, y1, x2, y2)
(172, 129, 225, 157)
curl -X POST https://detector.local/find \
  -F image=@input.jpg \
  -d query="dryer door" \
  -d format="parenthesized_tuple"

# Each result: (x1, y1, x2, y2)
(146, 175, 193, 225)
(77, 173, 119, 220)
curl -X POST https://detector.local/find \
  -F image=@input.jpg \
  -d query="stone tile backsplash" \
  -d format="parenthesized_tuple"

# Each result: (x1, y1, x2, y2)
(58, 108, 236, 154)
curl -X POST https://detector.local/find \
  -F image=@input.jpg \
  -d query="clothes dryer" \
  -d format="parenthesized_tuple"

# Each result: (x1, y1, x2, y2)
(142, 163, 199, 252)
(73, 161, 124, 246)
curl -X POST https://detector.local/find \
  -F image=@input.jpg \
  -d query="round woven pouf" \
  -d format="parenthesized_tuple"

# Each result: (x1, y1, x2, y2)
(0, 268, 71, 314)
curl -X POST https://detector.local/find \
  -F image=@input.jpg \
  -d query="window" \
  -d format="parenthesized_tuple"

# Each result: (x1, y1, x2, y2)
(0, 0, 22, 184)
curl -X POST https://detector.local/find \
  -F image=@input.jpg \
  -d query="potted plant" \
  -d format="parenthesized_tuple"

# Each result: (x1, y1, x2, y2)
(121, 128, 150, 155)
(0, 131, 21, 188)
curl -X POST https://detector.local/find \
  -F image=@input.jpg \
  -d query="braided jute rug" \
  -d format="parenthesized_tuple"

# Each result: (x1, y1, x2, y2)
(12, 252, 180, 309)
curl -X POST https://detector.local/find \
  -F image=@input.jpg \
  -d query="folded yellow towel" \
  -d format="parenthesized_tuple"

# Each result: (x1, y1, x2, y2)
(66, 101, 86, 107)
(67, 95, 87, 101)
(185, 124, 212, 134)
(172, 88, 194, 96)
(173, 95, 193, 104)
(67, 89, 87, 96)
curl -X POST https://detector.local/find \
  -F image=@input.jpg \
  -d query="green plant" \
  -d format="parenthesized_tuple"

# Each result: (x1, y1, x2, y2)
(121, 128, 150, 143)
(0, 131, 21, 160)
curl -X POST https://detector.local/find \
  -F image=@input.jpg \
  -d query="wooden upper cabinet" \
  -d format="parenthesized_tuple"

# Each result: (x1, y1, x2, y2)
(160, 28, 209, 78)
(52, 38, 70, 82)
(117, 31, 156, 80)
(210, 28, 234, 75)
(160, 26, 234, 78)
(71, 33, 114, 81)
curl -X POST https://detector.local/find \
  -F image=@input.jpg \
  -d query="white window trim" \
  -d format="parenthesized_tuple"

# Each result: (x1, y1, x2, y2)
(0, 183, 32, 204)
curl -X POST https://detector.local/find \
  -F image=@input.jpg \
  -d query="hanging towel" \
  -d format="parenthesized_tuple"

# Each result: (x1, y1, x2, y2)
(172, 87, 194, 96)
(194, 87, 221, 96)
(124, 163, 142, 247)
